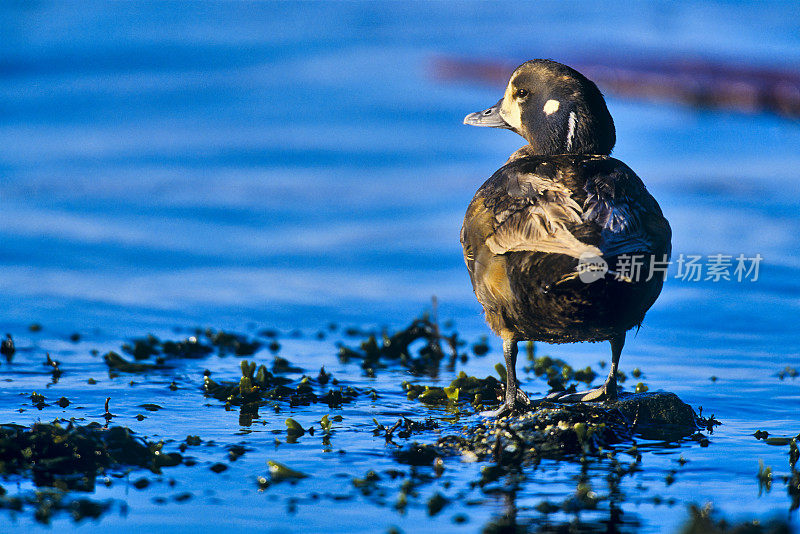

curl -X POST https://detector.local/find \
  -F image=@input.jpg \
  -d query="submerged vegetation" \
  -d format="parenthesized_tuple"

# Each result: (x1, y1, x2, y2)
(0, 421, 182, 523)
(0, 313, 795, 531)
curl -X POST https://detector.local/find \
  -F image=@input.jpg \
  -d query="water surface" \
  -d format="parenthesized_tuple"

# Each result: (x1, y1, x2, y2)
(1, 2, 799, 532)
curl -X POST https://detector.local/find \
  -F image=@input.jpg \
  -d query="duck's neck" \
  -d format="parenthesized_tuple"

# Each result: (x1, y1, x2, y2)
(505, 143, 611, 165)
(504, 145, 543, 165)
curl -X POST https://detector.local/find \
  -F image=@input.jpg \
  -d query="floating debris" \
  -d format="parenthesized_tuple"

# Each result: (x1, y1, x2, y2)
(1, 334, 15, 363)
(44, 354, 63, 382)
(285, 418, 305, 439)
(209, 463, 228, 474)
(427, 492, 448, 516)
(103, 352, 165, 373)
(375, 417, 439, 442)
(471, 337, 489, 356)
(267, 461, 308, 481)
(273, 356, 302, 374)
(778, 366, 798, 380)
(30, 392, 48, 410)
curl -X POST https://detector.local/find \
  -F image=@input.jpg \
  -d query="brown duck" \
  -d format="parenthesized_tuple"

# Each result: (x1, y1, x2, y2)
(461, 59, 671, 416)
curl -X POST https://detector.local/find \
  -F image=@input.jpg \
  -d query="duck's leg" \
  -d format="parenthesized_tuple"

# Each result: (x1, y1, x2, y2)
(480, 338, 530, 417)
(547, 332, 625, 403)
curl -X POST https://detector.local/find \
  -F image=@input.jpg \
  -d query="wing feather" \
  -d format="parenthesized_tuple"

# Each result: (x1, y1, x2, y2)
(484, 170, 601, 258)
(582, 165, 671, 258)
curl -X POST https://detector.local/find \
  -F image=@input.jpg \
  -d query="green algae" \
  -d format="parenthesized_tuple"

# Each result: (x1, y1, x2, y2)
(778, 366, 798, 380)
(0, 314, 782, 530)
(203, 359, 360, 412)
(0, 489, 114, 525)
(103, 351, 165, 373)
(403, 371, 502, 409)
(267, 460, 308, 481)
(525, 354, 605, 392)
(680, 503, 791, 534)
(117, 329, 263, 365)
(337, 317, 464, 376)
(0, 421, 182, 492)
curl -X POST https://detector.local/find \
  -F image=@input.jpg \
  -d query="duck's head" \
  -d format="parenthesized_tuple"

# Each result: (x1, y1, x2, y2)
(464, 59, 615, 155)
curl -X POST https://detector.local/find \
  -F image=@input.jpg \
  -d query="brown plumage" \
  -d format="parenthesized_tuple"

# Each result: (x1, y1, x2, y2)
(462, 60, 671, 416)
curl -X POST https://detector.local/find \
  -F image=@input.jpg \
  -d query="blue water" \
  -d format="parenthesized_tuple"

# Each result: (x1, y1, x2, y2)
(2, 1, 800, 532)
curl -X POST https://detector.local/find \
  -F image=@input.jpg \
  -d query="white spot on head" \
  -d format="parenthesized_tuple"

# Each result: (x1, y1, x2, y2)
(499, 80, 522, 131)
(566, 111, 578, 151)
(543, 99, 560, 115)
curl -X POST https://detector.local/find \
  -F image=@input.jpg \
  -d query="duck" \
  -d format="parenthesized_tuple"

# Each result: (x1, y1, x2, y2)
(461, 59, 672, 417)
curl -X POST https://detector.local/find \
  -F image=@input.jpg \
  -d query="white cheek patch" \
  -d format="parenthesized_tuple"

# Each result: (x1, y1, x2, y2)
(500, 82, 522, 130)
(543, 99, 560, 115)
(566, 111, 578, 151)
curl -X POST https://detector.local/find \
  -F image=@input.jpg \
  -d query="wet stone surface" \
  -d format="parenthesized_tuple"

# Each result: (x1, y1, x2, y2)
(438, 392, 713, 462)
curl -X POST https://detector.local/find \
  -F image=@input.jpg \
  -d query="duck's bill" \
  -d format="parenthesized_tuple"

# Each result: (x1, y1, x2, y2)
(463, 100, 511, 128)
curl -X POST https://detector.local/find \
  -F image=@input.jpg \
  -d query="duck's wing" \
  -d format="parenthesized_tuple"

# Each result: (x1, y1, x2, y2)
(469, 162, 602, 260)
(460, 161, 602, 317)
(581, 160, 672, 259)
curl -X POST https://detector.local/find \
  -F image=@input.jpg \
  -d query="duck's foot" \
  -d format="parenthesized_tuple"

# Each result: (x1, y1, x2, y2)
(546, 384, 616, 403)
(479, 402, 521, 418)
(480, 389, 531, 417)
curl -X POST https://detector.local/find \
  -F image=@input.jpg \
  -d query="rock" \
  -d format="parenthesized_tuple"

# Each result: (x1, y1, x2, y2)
(609, 391, 700, 441)
(438, 391, 709, 462)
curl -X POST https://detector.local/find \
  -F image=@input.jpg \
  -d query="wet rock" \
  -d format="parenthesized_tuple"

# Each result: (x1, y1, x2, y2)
(609, 391, 702, 441)
(438, 392, 713, 461)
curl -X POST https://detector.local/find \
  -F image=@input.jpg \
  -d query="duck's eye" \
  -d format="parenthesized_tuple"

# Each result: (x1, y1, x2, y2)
(516, 89, 529, 98)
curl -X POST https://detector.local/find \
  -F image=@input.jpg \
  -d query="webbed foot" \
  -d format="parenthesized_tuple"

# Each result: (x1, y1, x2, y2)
(546, 383, 616, 403)
(479, 388, 531, 417)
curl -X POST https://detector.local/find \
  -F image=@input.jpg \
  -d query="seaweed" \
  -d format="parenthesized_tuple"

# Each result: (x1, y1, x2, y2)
(0, 421, 182, 492)
(0, 489, 116, 525)
(118, 329, 262, 364)
(1, 334, 14, 363)
(403, 372, 503, 409)
(103, 351, 166, 373)
(203, 360, 360, 411)
(525, 355, 603, 393)
(337, 317, 465, 376)
(679, 503, 790, 534)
